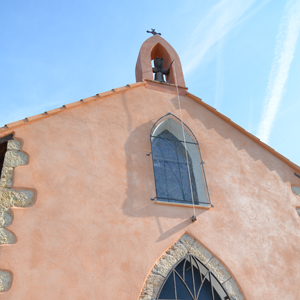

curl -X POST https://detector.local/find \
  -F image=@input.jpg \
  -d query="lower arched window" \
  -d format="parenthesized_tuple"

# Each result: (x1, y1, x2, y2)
(157, 254, 230, 300)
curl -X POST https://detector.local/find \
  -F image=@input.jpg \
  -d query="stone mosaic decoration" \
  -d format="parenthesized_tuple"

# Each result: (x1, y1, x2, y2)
(0, 140, 34, 292)
(139, 234, 244, 300)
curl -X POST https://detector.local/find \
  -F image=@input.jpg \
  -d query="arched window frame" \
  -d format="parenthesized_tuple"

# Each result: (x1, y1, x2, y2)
(150, 113, 212, 208)
(139, 234, 244, 300)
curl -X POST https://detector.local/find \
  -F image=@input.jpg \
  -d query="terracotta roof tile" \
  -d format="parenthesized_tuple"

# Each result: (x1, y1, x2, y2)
(113, 86, 130, 93)
(26, 113, 47, 122)
(45, 107, 66, 115)
(63, 101, 82, 109)
(97, 91, 114, 97)
(0, 126, 8, 132)
(81, 96, 98, 103)
(5, 119, 27, 128)
(126, 82, 145, 88)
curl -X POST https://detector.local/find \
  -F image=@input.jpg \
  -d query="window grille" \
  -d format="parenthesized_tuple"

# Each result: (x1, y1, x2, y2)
(150, 113, 212, 207)
(157, 254, 230, 300)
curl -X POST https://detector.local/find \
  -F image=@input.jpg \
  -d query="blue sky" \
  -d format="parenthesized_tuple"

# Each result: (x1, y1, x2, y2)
(1, 0, 300, 165)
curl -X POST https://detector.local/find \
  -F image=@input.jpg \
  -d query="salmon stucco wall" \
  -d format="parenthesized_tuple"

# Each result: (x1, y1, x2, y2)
(0, 83, 300, 299)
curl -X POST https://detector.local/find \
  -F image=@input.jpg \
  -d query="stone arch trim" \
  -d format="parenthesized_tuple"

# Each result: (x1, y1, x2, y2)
(139, 234, 244, 300)
(0, 139, 34, 292)
(135, 35, 185, 87)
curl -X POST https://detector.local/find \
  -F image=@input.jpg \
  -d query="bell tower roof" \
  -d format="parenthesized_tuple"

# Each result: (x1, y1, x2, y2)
(135, 35, 185, 87)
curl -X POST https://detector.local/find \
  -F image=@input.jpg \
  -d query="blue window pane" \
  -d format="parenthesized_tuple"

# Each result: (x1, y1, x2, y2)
(198, 280, 222, 300)
(175, 273, 193, 300)
(152, 130, 198, 204)
(179, 163, 192, 201)
(165, 161, 183, 200)
(152, 138, 177, 161)
(158, 272, 175, 299)
(153, 159, 168, 199)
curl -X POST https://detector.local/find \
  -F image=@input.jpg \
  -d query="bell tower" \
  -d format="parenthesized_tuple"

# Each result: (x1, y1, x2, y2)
(135, 35, 186, 87)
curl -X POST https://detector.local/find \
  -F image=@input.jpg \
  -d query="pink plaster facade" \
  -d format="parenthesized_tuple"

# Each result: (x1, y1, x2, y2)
(0, 36, 300, 299)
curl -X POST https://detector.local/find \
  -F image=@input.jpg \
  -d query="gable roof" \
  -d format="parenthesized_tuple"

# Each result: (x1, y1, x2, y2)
(1, 80, 299, 173)
(0, 82, 145, 131)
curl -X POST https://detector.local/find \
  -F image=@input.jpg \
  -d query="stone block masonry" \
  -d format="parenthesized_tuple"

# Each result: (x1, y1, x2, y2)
(0, 139, 34, 292)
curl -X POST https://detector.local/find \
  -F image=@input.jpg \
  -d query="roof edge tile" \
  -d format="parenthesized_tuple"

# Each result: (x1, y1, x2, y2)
(63, 101, 82, 109)
(26, 113, 48, 122)
(81, 96, 98, 103)
(46, 107, 66, 115)
(5, 119, 27, 128)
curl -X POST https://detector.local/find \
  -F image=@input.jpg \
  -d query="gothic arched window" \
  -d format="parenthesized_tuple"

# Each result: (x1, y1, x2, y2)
(150, 113, 211, 207)
(157, 254, 230, 300)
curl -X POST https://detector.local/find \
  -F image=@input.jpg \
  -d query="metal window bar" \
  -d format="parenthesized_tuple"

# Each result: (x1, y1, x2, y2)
(153, 196, 209, 206)
(150, 135, 199, 145)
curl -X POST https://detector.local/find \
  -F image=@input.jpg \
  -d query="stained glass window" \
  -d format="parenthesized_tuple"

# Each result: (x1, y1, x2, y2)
(152, 130, 198, 204)
(150, 114, 211, 206)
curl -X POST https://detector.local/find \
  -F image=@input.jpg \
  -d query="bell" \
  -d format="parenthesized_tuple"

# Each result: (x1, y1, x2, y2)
(154, 72, 165, 82)
(153, 57, 167, 83)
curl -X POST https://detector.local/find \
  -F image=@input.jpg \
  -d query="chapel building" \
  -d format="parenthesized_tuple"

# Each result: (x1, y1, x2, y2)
(0, 35, 300, 300)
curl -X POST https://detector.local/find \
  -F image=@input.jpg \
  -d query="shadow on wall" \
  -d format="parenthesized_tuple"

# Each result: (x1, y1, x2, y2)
(121, 119, 207, 239)
(119, 89, 208, 241)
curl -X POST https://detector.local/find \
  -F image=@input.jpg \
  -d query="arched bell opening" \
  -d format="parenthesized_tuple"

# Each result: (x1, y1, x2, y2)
(135, 35, 185, 87)
(150, 43, 174, 84)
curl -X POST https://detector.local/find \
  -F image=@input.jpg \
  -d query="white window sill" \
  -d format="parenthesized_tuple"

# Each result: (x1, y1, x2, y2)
(155, 199, 213, 209)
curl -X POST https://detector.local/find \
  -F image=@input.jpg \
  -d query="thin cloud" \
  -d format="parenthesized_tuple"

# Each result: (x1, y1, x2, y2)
(182, 0, 261, 75)
(214, 39, 225, 110)
(257, 0, 300, 143)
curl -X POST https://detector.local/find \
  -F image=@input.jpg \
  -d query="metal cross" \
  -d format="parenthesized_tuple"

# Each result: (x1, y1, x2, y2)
(146, 29, 161, 36)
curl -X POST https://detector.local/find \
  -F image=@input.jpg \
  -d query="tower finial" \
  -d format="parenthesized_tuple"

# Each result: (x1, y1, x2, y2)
(146, 28, 161, 36)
